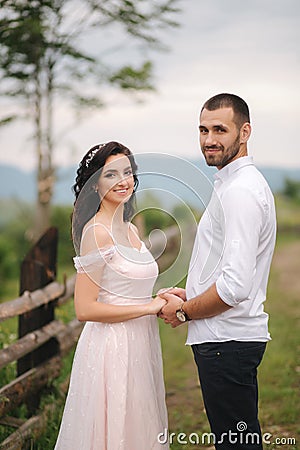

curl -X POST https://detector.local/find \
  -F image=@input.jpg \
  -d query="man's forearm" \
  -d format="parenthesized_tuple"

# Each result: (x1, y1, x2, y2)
(184, 283, 232, 319)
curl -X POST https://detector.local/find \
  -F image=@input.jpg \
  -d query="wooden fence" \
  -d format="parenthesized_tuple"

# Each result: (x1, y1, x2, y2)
(0, 225, 180, 449)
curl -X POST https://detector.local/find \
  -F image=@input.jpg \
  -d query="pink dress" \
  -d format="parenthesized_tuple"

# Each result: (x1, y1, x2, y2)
(54, 233, 169, 450)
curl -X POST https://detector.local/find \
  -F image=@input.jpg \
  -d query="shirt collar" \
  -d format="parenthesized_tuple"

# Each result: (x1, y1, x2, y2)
(213, 156, 254, 182)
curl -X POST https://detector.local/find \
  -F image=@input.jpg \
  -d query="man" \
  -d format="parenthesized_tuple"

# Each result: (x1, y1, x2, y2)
(159, 93, 276, 449)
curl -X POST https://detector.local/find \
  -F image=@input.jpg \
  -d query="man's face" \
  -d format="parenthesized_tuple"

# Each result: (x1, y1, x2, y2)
(199, 107, 244, 169)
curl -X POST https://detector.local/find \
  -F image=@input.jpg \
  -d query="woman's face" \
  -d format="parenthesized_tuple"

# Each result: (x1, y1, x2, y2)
(97, 153, 135, 205)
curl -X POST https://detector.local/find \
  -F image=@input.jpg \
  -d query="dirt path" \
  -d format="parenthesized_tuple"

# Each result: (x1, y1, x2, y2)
(271, 239, 300, 296)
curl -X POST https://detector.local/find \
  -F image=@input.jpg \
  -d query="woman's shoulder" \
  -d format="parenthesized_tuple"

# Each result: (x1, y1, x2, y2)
(81, 219, 114, 254)
(73, 245, 116, 273)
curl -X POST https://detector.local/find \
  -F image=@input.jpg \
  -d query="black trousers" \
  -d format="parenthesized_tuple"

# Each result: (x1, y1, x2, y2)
(192, 341, 266, 450)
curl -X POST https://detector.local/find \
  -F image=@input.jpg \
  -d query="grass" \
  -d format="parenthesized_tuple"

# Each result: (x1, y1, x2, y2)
(258, 236, 300, 445)
(1, 232, 300, 449)
(275, 195, 300, 229)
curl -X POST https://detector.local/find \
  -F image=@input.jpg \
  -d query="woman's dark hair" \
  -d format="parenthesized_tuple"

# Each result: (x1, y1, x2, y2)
(72, 141, 138, 252)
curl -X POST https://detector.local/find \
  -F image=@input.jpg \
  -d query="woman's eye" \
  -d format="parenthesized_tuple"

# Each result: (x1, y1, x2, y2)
(105, 173, 115, 178)
(125, 170, 133, 176)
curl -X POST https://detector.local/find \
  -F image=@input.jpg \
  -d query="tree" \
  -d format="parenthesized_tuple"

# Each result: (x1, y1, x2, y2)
(283, 178, 300, 200)
(0, 0, 180, 238)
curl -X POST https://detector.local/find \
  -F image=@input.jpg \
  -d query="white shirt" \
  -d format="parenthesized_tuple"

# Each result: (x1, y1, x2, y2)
(186, 156, 277, 344)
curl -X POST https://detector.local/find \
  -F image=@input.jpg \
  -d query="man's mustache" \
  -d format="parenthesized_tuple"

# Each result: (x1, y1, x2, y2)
(204, 145, 223, 150)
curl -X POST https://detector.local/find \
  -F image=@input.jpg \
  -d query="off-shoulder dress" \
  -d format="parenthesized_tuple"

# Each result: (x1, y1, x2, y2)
(54, 224, 168, 450)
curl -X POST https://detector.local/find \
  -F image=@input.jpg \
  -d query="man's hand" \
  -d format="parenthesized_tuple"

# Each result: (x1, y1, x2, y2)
(158, 292, 184, 328)
(157, 287, 186, 302)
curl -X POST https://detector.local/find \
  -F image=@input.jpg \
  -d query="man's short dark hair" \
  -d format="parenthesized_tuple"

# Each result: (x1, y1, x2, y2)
(201, 93, 250, 128)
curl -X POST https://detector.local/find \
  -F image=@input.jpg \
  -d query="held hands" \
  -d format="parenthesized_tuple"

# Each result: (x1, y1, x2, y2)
(149, 286, 183, 315)
(159, 287, 186, 302)
(148, 295, 167, 315)
(156, 287, 187, 328)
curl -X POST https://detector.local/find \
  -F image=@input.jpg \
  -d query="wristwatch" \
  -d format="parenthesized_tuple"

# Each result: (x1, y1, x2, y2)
(176, 304, 191, 322)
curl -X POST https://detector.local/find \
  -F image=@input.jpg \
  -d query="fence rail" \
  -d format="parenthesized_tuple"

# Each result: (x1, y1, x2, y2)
(0, 225, 180, 449)
(0, 228, 81, 449)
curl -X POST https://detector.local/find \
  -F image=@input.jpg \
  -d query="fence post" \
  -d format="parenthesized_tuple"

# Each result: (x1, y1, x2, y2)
(17, 227, 59, 412)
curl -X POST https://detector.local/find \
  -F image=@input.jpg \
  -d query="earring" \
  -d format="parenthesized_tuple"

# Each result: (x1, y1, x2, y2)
(94, 187, 98, 193)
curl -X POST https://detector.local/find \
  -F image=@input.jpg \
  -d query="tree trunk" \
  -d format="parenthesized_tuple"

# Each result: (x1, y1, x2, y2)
(33, 64, 55, 240)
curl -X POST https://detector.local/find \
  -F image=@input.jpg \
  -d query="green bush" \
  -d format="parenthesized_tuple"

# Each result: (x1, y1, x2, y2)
(283, 178, 300, 201)
(50, 205, 74, 267)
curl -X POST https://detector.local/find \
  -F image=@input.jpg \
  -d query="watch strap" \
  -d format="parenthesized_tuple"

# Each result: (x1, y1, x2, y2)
(177, 304, 191, 321)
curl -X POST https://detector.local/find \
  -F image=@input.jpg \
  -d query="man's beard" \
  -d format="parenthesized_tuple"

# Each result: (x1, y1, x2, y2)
(202, 135, 240, 168)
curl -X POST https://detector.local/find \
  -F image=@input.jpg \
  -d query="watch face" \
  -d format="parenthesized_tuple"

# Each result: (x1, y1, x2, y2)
(176, 310, 186, 322)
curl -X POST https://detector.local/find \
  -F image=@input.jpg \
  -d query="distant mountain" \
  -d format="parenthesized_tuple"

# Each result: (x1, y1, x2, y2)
(0, 164, 36, 201)
(0, 157, 299, 211)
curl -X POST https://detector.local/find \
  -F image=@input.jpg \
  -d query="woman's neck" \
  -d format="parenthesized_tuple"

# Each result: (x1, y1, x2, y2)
(96, 201, 125, 228)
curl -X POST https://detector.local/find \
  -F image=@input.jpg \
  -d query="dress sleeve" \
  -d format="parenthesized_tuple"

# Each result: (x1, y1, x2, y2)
(73, 246, 116, 274)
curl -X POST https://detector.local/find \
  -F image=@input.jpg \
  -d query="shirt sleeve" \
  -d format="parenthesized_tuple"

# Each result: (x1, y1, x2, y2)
(216, 186, 263, 306)
(73, 246, 116, 274)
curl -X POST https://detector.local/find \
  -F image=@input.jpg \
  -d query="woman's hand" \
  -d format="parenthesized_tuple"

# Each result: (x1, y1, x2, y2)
(147, 295, 167, 315)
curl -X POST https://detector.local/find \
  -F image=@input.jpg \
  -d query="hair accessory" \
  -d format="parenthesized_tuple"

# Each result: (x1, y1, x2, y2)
(85, 143, 106, 167)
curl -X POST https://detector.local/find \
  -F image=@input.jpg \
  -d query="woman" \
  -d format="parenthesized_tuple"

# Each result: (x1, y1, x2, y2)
(54, 142, 169, 449)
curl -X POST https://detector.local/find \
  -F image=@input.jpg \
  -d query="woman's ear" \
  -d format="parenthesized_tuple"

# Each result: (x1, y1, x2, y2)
(240, 122, 251, 144)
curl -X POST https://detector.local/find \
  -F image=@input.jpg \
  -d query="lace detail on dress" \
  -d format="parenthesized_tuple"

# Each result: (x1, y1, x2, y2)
(73, 246, 116, 273)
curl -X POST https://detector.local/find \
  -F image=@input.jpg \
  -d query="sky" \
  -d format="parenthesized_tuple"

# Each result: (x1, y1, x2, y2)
(1, 0, 300, 171)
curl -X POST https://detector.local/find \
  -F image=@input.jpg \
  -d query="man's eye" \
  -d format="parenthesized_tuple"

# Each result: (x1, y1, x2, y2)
(216, 127, 226, 133)
(199, 128, 207, 134)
